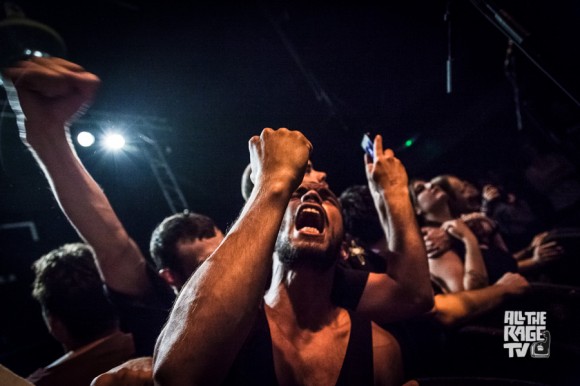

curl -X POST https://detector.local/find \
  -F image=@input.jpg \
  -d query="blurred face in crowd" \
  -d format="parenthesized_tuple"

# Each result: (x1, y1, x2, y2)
(161, 228, 225, 292)
(443, 175, 481, 213)
(412, 179, 448, 216)
(176, 228, 225, 279)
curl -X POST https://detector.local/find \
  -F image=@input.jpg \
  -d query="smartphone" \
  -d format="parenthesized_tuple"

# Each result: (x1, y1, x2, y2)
(361, 133, 374, 159)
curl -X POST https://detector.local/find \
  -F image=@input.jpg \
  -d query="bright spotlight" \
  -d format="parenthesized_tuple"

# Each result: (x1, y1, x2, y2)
(103, 133, 126, 150)
(23, 49, 46, 58)
(77, 131, 95, 147)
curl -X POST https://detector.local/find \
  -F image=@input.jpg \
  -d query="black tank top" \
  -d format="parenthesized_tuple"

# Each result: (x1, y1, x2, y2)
(222, 307, 374, 386)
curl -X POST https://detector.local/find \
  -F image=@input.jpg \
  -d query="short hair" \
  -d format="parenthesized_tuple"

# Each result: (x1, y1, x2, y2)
(32, 243, 118, 345)
(339, 185, 383, 245)
(149, 211, 218, 272)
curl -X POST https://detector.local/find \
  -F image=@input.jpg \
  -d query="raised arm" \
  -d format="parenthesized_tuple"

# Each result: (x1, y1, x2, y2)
(442, 219, 488, 290)
(2, 57, 150, 296)
(357, 134, 433, 324)
(153, 128, 311, 386)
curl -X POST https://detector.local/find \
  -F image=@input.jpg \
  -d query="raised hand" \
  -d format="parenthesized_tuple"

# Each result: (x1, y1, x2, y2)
(482, 184, 501, 202)
(364, 134, 408, 197)
(532, 240, 564, 264)
(91, 357, 153, 386)
(441, 218, 476, 242)
(422, 226, 452, 258)
(248, 127, 312, 196)
(2, 57, 100, 144)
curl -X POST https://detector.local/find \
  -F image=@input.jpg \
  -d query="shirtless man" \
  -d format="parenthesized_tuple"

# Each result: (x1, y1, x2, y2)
(154, 128, 415, 385)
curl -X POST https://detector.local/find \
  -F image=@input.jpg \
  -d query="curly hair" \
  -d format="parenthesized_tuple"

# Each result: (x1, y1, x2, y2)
(339, 185, 383, 246)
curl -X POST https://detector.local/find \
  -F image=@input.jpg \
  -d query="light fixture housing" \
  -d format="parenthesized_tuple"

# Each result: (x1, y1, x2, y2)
(0, 3, 66, 68)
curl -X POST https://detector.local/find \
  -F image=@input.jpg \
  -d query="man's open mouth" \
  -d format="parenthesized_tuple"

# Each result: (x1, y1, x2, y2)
(295, 205, 325, 235)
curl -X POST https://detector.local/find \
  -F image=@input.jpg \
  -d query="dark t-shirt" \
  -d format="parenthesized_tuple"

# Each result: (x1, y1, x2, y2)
(105, 264, 175, 357)
(106, 262, 370, 357)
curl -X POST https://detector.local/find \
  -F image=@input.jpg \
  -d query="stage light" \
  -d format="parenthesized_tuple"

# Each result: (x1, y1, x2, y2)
(23, 48, 45, 58)
(404, 138, 414, 147)
(103, 133, 126, 150)
(77, 131, 95, 147)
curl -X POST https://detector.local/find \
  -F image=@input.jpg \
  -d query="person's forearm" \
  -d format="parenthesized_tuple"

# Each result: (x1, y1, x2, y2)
(432, 284, 508, 327)
(462, 236, 488, 290)
(153, 183, 291, 386)
(513, 245, 532, 261)
(377, 187, 433, 311)
(25, 122, 149, 295)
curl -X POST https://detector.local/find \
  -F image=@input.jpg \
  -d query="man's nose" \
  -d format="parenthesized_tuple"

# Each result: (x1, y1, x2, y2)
(301, 189, 322, 204)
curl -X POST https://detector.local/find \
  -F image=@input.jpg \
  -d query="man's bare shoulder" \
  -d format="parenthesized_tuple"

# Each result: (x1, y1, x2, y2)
(371, 322, 404, 386)
(371, 321, 400, 350)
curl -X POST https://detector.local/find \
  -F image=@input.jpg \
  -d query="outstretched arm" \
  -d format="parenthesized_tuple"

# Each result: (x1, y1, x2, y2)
(153, 128, 311, 386)
(2, 57, 150, 296)
(357, 134, 433, 324)
(514, 231, 564, 273)
(428, 272, 529, 328)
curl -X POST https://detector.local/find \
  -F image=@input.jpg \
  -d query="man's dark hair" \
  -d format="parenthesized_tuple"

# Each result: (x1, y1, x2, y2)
(149, 211, 217, 272)
(32, 243, 119, 346)
(339, 185, 383, 246)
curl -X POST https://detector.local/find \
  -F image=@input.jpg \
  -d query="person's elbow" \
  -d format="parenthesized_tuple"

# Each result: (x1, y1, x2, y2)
(153, 350, 213, 386)
(152, 343, 186, 386)
(412, 289, 435, 314)
(152, 357, 176, 386)
(397, 284, 434, 318)
(406, 276, 435, 314)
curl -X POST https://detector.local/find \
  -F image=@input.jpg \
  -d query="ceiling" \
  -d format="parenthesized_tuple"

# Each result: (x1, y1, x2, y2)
(1, 0, 580, 253)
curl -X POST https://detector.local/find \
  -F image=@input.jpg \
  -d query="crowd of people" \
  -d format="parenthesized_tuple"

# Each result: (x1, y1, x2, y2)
(1, 57, 580, 385)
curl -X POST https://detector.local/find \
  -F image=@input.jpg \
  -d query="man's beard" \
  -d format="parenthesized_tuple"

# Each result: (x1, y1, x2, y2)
(275, 236, 339, 271)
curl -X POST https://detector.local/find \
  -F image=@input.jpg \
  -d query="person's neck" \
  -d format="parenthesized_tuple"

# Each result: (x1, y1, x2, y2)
(64, 327, 120, 352)
(265, 258, 338, 331)
(424, 204, 453, 224)
(52, 328, 121, 368)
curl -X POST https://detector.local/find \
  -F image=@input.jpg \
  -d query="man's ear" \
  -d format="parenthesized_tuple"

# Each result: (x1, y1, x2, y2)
(158, 268, 177, 288)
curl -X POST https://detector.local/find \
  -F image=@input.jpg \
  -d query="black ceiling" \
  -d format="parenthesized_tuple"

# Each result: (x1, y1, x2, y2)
(1, 0, 580, 253)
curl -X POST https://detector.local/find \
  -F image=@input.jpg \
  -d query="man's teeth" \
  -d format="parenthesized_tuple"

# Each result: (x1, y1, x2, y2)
(303, 208, 320, 214)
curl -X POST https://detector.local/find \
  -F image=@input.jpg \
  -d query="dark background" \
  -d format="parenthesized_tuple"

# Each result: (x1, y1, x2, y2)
(1, 0, 580, 378)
